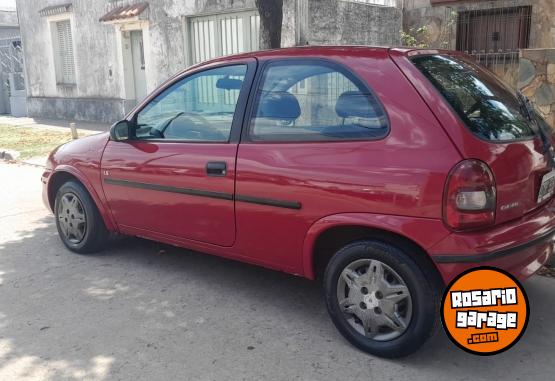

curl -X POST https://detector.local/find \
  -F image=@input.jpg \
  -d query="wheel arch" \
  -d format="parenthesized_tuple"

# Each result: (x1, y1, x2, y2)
(48, 166, 116, 231)
(302, 213, 447, 287)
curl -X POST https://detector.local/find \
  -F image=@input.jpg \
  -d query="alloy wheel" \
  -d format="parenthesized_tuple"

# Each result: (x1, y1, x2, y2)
(336, 258, 413, 341)
(57, 192, 87, 244)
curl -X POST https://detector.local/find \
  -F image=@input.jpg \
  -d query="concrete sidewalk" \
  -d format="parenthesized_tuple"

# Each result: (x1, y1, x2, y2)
(0, 115, 111, 133)
(1, 162, 555, 381)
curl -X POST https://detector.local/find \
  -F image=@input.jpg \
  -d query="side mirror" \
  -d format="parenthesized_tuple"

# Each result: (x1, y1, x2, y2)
(110, 120, 131, 141)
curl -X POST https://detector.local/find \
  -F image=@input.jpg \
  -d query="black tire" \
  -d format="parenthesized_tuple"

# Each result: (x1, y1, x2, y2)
(54, 180, 108, 254)
(323, 240, 439, 358)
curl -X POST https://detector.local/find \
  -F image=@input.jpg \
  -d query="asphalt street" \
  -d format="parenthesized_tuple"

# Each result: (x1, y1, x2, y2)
(0, 162, 554, 381)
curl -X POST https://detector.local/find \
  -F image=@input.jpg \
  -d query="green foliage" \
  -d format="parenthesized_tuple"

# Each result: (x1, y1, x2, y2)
(400, 26, 429, 48)
(401, 10, 459, 49)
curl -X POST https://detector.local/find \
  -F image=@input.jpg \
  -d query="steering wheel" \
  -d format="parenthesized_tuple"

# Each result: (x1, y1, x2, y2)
(161, 112, 227, 141)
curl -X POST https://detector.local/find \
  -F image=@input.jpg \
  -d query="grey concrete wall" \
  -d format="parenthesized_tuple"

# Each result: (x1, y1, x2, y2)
(16, 0, 262, 123)
(26, 97, 125, 122)
(0, 26, 19, 39)
(16, 0, 402, 123)
(0, 9, 18, 26)
(306, 0, 401, 46)
(17, 0, 124, 122)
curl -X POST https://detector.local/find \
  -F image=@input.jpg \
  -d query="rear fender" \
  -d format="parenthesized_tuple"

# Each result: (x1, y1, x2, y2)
(301, 213, 451, 280)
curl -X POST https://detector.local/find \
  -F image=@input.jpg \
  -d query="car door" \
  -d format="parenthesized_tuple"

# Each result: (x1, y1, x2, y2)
(234, 59, 393, 270)
(101, 59, 256, 247)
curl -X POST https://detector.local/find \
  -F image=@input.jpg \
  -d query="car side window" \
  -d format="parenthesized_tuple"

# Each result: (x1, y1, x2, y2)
(249, 62, 388, 142)
(135, 65, 247, 142)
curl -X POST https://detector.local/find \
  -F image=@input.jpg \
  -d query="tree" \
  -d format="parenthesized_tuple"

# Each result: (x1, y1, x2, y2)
(255, 0, 283, 50)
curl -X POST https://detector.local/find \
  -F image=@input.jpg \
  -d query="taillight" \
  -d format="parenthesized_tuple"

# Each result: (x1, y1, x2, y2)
(444, 159, 496, 230)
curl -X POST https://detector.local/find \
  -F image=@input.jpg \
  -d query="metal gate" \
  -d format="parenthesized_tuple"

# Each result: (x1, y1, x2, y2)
(188, 10, 260, 65)
(439, 0, 533, 88)
(0, 36, 26, 116)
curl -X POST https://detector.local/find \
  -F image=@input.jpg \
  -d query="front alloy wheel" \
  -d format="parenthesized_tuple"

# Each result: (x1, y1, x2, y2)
(54, 180, 108, 254)
(57, 192, 87, 244)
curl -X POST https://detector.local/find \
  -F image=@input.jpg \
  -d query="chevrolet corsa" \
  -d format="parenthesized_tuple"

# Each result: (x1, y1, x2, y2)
(42, 47, 555, 358)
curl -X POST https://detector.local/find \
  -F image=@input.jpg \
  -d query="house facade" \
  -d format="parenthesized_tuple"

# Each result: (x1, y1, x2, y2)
(15, 0, 402, 123)
(403, 0, 555, 87)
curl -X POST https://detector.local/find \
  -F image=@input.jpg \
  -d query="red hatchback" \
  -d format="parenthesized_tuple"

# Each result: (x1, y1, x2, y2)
(42, 47, 555, 358)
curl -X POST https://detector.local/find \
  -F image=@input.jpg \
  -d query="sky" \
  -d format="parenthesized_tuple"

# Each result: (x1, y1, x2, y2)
(0, 0, 15, 11)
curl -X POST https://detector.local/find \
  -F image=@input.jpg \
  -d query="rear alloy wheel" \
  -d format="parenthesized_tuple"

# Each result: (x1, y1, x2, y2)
(54, 180, 108, 254)
(324, 240, 439, 358)
(336, 259, 413, 341)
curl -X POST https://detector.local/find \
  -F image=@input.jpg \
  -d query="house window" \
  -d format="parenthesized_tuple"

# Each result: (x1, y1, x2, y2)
(188, 11, 260, 65)
(52, 19, 76, 84)
(456, 6, 532, 55)
(346, 0, 397, 7)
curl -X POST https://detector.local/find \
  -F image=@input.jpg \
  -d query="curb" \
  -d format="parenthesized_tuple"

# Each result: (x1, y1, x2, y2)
(1, 149, 46, 168)
(20, 159, 46, 168)
(1, 148, 20, 162)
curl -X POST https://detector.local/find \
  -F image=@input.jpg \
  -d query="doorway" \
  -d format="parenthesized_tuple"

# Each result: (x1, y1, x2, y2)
(130, 30, 147, 103)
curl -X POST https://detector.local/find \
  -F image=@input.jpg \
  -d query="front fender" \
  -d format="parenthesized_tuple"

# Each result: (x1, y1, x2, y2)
(49, 165, 117, 231)
(301, 213, 450, 280)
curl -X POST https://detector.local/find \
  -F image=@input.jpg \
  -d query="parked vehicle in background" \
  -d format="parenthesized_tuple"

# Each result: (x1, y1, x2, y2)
(42, 47, 555, 358)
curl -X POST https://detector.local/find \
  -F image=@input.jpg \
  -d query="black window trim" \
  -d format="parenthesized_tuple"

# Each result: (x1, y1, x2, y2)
(125, 58, 258, 144)
(240, 57, 391, 144)
(409, 53, 537, 144)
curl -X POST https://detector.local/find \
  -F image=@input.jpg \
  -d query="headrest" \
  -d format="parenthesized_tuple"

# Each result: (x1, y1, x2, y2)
(336, 91, 380, 119)
(257, 91, 301, 120)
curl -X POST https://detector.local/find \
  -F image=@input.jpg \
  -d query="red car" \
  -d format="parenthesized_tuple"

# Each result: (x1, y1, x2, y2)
(42, 47, 555, 358)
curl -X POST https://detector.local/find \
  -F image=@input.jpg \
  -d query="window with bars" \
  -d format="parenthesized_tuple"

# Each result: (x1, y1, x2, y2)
(456, 6, 531, 57)
(188, 11, 260, 65)
(345, 0, 397, 7)
(53, 19, 76, 84)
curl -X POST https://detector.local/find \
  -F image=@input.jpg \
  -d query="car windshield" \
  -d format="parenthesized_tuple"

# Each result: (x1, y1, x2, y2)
(411, 54, 536, 142)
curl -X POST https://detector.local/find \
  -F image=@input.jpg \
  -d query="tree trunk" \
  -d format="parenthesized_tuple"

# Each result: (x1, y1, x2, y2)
(255, 0, 283, 50)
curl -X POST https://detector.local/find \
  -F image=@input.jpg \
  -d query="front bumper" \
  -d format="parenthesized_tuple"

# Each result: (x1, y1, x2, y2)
(41, 168, 53, 212)
(429, 198, 555, 283)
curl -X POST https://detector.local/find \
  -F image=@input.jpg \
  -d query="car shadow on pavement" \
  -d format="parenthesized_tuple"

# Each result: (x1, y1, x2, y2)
(1, 215, 554, 380)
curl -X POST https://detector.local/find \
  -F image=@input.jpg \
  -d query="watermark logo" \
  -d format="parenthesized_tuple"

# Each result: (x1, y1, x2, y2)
(441, 267, 529, 355)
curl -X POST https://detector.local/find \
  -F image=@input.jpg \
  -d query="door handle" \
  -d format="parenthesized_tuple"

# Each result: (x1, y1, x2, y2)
(206, 161, 227, 177)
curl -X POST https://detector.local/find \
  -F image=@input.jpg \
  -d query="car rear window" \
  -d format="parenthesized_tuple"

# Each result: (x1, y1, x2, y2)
(411, 55, 535, 142)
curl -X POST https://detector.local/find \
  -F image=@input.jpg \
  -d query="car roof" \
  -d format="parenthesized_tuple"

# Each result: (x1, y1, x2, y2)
(186, 45, 461, 69)
(199, 45, 390, 63)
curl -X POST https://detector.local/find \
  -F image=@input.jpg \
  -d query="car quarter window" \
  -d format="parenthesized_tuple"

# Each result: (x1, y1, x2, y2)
(135, 65, 247, 142)
(249, 61, 388, 142)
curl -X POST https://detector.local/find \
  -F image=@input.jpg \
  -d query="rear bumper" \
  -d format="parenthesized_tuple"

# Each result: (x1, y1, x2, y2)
(429, 199, 555, 283)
